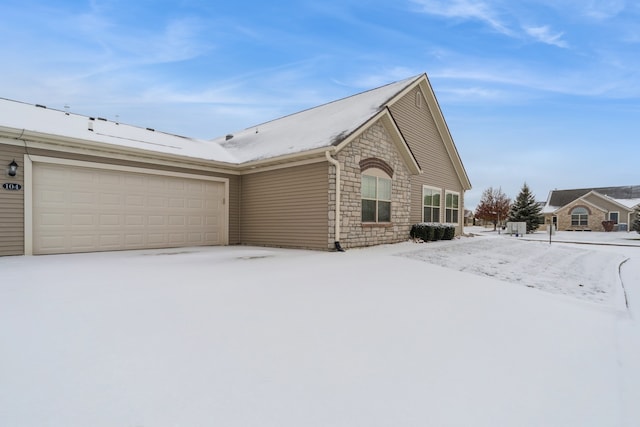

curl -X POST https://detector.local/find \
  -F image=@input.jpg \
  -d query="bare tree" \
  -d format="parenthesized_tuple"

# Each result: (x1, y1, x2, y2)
(474, 187, 511, 230)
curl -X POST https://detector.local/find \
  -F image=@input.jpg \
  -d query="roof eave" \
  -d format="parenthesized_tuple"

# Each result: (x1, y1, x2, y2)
(0, 126, 240, 174)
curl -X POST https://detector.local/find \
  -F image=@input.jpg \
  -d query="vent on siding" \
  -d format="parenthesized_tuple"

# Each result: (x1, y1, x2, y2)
(415, 91, 422, 108)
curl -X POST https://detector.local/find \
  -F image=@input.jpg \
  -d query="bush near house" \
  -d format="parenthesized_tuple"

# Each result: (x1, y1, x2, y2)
(410, 223, 456, 242)
(602, 220, 615, 232)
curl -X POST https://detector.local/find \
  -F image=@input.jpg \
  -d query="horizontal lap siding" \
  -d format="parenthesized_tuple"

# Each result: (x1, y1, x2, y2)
(583, 194, 628, 217)
(389, 91, 465, 228)
(240, 162, 328, 250)
(0, 144, 25, 256)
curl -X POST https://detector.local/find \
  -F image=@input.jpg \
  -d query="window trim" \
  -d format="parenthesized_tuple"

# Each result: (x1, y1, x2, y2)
(422, 185, 442, 223)
(608, 211, 619, 224)
(444, 190, 460, 225)
(361, 169, 392, 224)
(570, 207, 589, 226)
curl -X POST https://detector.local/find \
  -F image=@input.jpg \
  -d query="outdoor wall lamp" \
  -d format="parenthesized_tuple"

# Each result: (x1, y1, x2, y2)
(8, 159, 18, 177)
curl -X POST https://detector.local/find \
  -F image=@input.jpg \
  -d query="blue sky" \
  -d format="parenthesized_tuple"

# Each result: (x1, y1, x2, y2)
(1, 0, 638, 209)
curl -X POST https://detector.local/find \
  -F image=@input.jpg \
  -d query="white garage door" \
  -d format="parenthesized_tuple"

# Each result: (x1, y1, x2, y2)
(33, 162, 226, 255)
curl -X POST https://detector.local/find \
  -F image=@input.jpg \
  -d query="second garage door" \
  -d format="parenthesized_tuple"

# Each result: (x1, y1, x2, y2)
(32, 162, 227, 255)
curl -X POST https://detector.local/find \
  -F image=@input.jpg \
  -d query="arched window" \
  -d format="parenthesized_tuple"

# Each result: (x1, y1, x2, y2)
(571, 207, 588, 226)
(361, 168, 392, 223)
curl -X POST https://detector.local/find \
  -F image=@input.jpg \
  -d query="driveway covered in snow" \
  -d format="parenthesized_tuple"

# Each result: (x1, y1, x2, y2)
(1, 230, 639, 427)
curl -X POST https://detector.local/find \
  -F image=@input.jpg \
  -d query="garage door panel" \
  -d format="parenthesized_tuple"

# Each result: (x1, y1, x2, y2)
(125, 234, 144, 246)
(125, 195, 145, 206)
(148, 196, 166, 208)
(41, 190, 66, 204)
(70, 169, 95, 183)
(40, 213, 66, 226)
(99, 214, 121, 226)
(125, 215, 145, 226)
(188, 216, 203, 226)
(99, 234, 122, 247)
(169, 198, 185, 208)
(33, 163, 226, 254)
(169, 216, 185, 226)
(100, 193, 122, 206)
(71, 214, 95, 226)
(71, 191, 95, 205)
(72, 235, 98, 249)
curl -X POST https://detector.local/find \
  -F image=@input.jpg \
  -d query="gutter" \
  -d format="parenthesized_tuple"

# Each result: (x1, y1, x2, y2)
(325, 150, 345, 252)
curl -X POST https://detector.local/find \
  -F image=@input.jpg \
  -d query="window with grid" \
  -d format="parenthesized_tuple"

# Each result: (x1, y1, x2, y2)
(445, 192, 459, 224)
(608, 212, 619, 224)
(571, 207, 588, 226)
(423, 187, 441, 223)
(361, 174, 391, 223)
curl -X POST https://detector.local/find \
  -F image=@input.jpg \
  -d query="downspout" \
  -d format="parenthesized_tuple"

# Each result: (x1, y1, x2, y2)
(325, 150, 345, 252)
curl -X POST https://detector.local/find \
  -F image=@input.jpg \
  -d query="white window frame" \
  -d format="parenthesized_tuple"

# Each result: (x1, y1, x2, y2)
(608, 211, 619, 224)
(422, 185, 441, 223)
(445, 191, 460, 224)
(571, 207, 589, 226)
(361, 169, 392, 223)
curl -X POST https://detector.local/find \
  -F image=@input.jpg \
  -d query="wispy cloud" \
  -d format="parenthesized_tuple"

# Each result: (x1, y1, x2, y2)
(582, 0, 626, 20)
(523, 25, 568, 48)
(410, 0, 574, 48)
(410, 0, 512, 35)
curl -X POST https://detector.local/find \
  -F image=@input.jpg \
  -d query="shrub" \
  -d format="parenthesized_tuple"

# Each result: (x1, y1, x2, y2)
(433, 224, 445, 241)
(410, 223, 434, 241)
(602, 220, 615, 232)
(442, 225, 456, 240)
(410, 223, 456, 242)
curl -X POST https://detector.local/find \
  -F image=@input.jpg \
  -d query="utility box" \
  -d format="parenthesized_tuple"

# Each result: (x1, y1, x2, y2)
(506, 222, 527, 236)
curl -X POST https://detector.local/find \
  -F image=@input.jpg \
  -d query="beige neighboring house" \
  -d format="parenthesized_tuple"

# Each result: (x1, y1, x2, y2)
(542, 186, 640, 232)
(0, 73, 471, 256)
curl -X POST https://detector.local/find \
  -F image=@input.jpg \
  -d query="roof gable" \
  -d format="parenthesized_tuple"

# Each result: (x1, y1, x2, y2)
(332, 108, 421, 175)
(384, 75, 472, 191)
(550, 190, 635, 214)
(555, 196, 607, 214)
(547, 185, 640, 208)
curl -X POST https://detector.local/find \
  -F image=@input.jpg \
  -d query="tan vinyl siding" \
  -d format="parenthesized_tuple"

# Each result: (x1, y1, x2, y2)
(0, 144, 25, 256)
(582, 193, 631, 219)
(389, 90, 465, 232)
(240, 161, 328, 250)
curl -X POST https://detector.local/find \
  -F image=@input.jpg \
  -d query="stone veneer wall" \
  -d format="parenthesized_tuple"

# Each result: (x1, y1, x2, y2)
(555, 204, 606, 231)
(328, 120, 412, 249)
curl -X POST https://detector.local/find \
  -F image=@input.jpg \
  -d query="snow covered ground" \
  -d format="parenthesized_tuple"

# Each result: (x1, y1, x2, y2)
(1, 229, 639, 427)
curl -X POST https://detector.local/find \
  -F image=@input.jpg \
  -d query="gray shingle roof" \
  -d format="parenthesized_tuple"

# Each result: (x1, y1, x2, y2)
(548, 185, 640, 208)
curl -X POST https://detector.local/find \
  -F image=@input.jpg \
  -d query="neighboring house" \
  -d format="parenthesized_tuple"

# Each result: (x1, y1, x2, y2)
(542, 186, 640, 232)
(0, 73, 471, 256)
(464, 209, 474, 226)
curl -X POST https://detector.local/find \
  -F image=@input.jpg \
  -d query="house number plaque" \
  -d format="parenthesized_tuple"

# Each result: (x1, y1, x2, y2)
(2, 183, 22, 191)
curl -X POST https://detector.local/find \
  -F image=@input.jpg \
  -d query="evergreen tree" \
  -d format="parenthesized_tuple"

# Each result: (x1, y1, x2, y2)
(633, 209, 640, 234)
(474, 187, 510, 231)
(508, 182, 542, 233)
